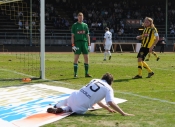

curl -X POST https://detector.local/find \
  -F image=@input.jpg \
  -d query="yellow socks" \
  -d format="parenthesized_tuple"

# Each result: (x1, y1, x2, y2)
(142, 61, 152, 73)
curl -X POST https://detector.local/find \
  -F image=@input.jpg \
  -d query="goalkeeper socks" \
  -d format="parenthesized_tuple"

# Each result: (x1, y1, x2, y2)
(84, 63, 89, 75)
(74, 63, 78, 75)
(108, 51, 111, 56)
(142, 61, 152, 73)
(138, 62, 143, 76)
(152, 51, 158, 58)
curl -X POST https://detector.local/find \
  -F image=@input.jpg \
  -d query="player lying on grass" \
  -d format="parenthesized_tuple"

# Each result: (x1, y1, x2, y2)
(47, 72, 134, 116)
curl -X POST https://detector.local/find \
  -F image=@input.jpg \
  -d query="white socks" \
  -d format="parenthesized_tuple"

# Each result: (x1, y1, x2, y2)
(104, 51, 111, 59)
(108, 51, 111, 56)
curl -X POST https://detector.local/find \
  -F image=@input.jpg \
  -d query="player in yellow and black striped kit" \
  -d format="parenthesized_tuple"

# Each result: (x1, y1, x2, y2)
(133, 17, 159, 79)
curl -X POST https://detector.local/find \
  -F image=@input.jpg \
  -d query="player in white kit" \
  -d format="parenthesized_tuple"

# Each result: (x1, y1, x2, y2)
(47, 73, 134, 116)
(103, 27, 112, 61)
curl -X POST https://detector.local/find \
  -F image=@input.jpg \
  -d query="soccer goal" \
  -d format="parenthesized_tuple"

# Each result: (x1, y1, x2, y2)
(0, 0, 45, 80)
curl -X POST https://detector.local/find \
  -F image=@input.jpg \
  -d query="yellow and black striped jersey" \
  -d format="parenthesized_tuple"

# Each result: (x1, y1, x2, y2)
(141, 27, 158, 48)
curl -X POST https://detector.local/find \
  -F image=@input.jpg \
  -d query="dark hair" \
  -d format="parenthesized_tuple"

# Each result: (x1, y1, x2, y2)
(101, 72, 114, 85)
(105, 27, 109, 31)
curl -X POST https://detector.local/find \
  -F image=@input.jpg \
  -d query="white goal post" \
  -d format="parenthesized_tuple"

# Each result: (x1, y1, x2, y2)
(40, 0, 45, 79)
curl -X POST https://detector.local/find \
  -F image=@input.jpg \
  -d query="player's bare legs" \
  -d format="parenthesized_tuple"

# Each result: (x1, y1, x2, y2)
(74, 54, 80, 64)
(83, 54, 88, 64)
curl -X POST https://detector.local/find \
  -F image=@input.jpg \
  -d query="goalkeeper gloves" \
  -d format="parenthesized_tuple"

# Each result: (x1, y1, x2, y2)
(72, 46, 77, 52)
(88, 46, 91, 52)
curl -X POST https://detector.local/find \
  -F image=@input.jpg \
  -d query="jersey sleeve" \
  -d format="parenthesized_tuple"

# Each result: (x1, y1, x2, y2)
(105, 88, 115, 103)
(153, 28, 159, 36)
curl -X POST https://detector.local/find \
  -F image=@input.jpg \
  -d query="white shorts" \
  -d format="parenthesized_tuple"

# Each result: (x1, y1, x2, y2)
(67, 92, 87, 114)
(105, 44, 112, 50)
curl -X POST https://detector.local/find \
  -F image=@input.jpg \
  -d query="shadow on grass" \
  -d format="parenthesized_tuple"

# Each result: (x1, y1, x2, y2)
(37, 76, 89, 83)
(114, 78, 133, 82)
(70, 112, 109, 117)
(114, 77, 152, 82)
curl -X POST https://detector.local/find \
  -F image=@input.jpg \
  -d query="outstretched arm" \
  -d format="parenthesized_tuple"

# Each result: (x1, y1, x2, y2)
(108, 101, 134, 116)
(97, 101, 116, 113)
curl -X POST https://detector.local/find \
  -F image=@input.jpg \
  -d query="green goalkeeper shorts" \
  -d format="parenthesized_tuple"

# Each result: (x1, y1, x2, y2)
(74, 41, 88, 54)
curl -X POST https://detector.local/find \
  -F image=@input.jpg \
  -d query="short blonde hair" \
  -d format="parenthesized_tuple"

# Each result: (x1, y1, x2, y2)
(78, 12, 83, 16)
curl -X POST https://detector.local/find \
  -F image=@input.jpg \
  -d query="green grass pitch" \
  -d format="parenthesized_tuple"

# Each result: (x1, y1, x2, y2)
(0, 52, 175, 127)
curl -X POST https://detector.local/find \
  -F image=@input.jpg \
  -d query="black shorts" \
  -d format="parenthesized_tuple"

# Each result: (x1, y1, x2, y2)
(137, 47, 149, 61)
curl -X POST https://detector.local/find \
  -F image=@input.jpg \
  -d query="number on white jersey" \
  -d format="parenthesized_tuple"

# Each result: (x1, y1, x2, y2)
(107, 33, 112, 40)
(86, 80, 104, 92)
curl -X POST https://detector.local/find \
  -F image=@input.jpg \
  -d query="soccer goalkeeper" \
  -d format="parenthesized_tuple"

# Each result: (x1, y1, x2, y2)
(71, 12, 92, 78)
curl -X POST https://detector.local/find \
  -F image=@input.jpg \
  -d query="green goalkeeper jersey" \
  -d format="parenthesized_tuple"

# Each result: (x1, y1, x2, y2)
(71, 22, 89, 42)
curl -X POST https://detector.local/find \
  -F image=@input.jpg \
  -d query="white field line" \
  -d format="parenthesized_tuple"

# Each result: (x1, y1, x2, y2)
(115, 91, 175, 104)
(0, 68, 175, 105)
(155, 68, 175, 72)
(0, 69, 36, 78)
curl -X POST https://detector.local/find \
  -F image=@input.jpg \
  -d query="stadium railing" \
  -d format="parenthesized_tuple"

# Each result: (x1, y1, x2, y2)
(0, 32, 174, 50)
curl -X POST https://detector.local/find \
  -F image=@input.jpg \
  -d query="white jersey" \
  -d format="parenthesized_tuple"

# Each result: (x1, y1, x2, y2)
(104, 31, 112, 45)
(67, 79, 114, 114)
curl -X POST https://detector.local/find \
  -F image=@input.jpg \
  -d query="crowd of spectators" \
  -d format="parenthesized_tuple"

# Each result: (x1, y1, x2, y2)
(55, 0, 175, 38)
(17, 0, 175, 35)
(1, 0, 175, 38)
